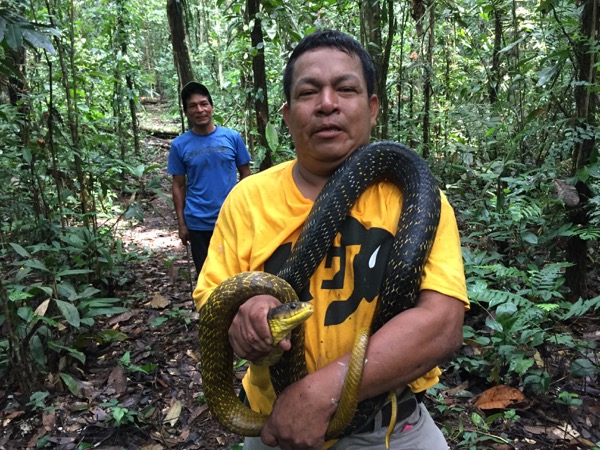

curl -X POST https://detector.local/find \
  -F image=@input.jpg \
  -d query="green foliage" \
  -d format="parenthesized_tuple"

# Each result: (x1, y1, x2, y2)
(0, 224, 140, 384)
(99, 398, 138, 426)
(118, 351, 157, 375)
(0, 5, 57, 56)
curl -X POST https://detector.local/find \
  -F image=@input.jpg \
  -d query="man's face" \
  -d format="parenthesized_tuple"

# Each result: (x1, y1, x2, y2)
(283, 48, 379, 177)
(185, 93, 214, 131)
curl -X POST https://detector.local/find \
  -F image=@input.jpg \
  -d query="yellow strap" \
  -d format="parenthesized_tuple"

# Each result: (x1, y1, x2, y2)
(385, 390, 397, 449)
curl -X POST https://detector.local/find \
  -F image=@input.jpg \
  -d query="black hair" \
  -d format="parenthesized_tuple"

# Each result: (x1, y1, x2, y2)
(283, 29, 376, 104)
(181, 81, 213, 110)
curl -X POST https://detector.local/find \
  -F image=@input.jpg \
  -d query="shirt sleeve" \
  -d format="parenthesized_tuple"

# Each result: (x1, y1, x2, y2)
(167, 141, 185, 176)
(420, 192, 469, 307)
(234, 133, 252, 167)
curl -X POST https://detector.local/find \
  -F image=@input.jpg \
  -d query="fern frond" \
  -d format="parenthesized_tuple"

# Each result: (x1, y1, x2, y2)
(469, 288, 529, 308)
(476, 264, 527, 280)
(562, 295, 600, 320)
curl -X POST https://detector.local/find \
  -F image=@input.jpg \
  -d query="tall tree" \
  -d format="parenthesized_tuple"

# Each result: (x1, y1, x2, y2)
(45, 0, 91, 229)
(421, 0, 434, 158)
(360, 0, 395, 139)
(167, 0, 194, 130)
(565, 0, 599, 299)
(247, 0, 271, 170)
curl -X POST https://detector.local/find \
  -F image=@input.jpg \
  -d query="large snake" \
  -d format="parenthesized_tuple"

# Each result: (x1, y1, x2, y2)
(198, 141, 441, 440)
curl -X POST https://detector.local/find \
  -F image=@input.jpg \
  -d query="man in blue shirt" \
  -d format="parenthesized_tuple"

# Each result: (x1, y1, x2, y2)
(168, 81, 251, 275)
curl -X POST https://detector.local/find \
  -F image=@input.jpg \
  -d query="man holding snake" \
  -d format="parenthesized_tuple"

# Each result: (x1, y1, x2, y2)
(194, 29, 469, 450)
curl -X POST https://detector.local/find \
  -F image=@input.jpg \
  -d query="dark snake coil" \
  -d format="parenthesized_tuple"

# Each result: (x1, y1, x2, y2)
(199, 141, 441, 439)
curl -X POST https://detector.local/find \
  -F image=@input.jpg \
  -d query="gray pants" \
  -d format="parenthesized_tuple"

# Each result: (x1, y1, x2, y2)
(242, 403, 449, 450)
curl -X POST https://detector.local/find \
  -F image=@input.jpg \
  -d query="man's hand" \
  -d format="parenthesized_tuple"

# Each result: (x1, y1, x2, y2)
(178, 223, 189, 246)
(228, 295, 292, 361)
(260, 371, 340, 449)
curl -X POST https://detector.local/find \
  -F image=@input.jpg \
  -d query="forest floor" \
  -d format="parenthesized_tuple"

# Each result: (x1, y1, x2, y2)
(1, 102, 599, 449)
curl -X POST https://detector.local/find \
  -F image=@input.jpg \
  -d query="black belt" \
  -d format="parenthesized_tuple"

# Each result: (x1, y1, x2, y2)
(365, 391, 423, 433)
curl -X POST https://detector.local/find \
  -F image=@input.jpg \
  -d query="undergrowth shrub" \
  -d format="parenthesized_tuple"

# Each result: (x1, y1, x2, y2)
(443, 159, 600, 399)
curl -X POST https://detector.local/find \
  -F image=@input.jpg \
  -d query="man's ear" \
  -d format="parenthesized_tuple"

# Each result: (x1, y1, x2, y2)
(369, 95, 380, 126)
(282, 102, 290, 127)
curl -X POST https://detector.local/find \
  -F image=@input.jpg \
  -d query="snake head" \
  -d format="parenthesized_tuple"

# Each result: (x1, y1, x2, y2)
(267, 301, 313, 344)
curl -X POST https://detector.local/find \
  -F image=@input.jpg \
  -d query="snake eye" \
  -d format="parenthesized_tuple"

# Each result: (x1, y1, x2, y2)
(289, 302, 297, 309)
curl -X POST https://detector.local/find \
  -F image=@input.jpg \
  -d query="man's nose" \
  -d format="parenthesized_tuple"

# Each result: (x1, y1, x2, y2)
(318, 88, 339, 113)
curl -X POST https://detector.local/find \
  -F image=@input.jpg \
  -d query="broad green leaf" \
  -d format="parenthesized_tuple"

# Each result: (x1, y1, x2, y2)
(22, 28, 55, 55)
(536, 65, 557, 87)
(0, 16, 6, 41)
(265, 122, 279, 151)
(9, 242, 31, 258)
(498, 35, 527, 54)
(59, 372, 80, 395)
(56, 269, 93, 277)
(4, 23, 23, 50)
(54, 299, 81, 328)
(50, 341, 86, 364)
(129, 164, 146, 178)
(30, 335, 46, 367)
(17, 306, 34, 322)
(24, 259, 49, 272)
(97, 329, 129, 343)
(521, 231, 538, 245)
(571, 359, 598, 377)
(83, 306, 128, 317)
(485, 317, 503, 332)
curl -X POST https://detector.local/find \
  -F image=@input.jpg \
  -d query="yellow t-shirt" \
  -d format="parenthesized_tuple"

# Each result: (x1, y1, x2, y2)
(194, 159, 469, 416)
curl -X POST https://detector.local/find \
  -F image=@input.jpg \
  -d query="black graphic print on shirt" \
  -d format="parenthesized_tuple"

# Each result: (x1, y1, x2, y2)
(264, 216, 394, 327)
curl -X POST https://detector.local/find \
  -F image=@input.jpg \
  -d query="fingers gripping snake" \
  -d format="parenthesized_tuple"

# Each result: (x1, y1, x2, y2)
(198, 141, 441, 439)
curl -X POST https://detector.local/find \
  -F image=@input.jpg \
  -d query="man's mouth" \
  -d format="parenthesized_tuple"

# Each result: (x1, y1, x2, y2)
(314, 124, 342, 136)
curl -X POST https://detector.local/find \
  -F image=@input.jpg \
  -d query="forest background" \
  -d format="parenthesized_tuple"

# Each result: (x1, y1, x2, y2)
(1, 0, 599, 448)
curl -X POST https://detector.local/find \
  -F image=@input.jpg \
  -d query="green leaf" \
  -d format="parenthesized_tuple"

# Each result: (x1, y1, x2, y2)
(54, 299, 81, 328)
(265, 122, 279, 151)
(22, 28, 55, 55)
(59, 372, 80, 395)
(24, 259, 49, 272)
(97, 329, 129, 343)
(50, 341, 86, 364)
(9, 242, 31, 258)
(571, 359, 598, 377)
(129, 163, 146, 178)
(521, 231, 538, 244)
(56, 269, 93, 277)
(0, 16, 7, 42)
(4, 23, 23, 51)
(498, 35, 527, 54)
(536, 65, 557, 87)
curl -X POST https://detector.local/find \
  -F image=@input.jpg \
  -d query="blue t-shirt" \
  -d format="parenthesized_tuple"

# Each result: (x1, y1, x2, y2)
(167, 126, 251, 230)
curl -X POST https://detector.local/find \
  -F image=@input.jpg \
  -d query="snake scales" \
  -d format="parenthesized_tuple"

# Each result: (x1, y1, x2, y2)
(198, 141, 441, 439)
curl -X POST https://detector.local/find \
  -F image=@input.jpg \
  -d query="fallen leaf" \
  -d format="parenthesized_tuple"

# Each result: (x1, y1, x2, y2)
(188, 404, 209, 425)
(42, 410, 55, 431)
(474, 385, 525, 410)
(2, 410, 25, 426)
(107, 365, 127, 395)
(164, 400, 182, 427)
(149, 292, 170, 309)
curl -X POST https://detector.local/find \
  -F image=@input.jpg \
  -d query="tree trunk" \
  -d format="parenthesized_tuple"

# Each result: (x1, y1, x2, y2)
(422, 0, 434, 159)
(167, 0, 195, 132)
(565, 0, 599, 300)
(46, 0, 91, 229)
(360, 0, 394, 139)
(489, 7, 502, 104)
(247, 0, 271, 171)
